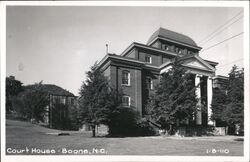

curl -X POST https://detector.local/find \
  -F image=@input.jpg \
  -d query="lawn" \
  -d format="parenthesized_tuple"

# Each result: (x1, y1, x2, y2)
(6, 119, 243, 156)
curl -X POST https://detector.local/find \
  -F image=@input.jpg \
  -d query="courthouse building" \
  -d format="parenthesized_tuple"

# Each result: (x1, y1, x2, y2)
(98, 28, 218, 126)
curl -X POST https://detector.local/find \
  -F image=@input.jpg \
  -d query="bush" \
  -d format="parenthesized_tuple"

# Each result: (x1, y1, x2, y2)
(136, 118, 157, 136)
(107, 108, 157, 137)
(107, 108, 138, 136)
(6, 112, 28, 121)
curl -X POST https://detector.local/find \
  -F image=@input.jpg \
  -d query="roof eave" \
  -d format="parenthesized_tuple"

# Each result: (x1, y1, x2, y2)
(121, 42, 178, 57)
(204, 59, 219, 66)
(98, 53, 145, 69)
(148, 36, 202, 51)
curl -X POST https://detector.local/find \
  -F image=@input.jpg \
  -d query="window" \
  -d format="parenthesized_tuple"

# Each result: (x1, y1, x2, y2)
(162, 44, 169, 51)
(165, 45, 169, 51)
(175, 47, 180, 53)
(145, 56, 152, 63)
(122, 70, 130, 85)
(122, 96, 131, 107)
(146, 77, 153, 90)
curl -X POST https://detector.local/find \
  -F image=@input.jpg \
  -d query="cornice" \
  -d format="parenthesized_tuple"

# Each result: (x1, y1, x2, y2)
(121, 42, 177, 58)
(148, 36, 202, 50)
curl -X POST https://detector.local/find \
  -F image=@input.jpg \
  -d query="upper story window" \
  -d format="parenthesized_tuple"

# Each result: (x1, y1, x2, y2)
(165, 45, 170, 51)
(175, 47, 178, 53)
(162, 44, 170, 51)
(145, 55, 152, 64)
(146, 77, 153, 90)
(122, 70, 130, 85)
(122, 96, 131, 107)
(175, 47, 182, 54)
(187, 51, 193, 55)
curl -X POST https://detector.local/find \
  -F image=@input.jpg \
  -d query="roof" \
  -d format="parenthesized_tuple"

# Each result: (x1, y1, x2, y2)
(203, 59, 219, 66)
(98, 53, 216, 75)
(25, 84, 75, 97)
(147, 27, 198, 47)
(121, 42, 177, 57)
(98, 53, 145, 70)
(214, 75, 229, 80)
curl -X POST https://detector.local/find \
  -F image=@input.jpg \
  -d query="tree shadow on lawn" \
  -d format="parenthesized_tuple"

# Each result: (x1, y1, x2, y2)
(234, 138, 244, 141)
(92, 133, 161, 138)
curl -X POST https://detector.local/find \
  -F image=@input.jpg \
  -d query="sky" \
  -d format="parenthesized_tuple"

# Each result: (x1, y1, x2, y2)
(6, 6, 244, 96)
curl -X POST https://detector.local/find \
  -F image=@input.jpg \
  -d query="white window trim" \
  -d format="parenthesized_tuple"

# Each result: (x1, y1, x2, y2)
(145, 55, 152, 64)
(150, 78, 153, 90)
(146, 77, 153, 90)
(122, 96, 131, 107)
(122, 71, 130, 86)
(175, 47, 179, 53)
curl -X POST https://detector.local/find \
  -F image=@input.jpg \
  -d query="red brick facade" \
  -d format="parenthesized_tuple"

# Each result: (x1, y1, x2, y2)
(98, 28, 218, 123)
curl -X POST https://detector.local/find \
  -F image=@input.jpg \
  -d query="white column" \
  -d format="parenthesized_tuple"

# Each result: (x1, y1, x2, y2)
(207, 77, 215, 126)
(195, 74, 202, 125)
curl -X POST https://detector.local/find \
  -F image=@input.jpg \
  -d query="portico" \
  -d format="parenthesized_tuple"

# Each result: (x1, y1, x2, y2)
(194, 74, 214, 126)
(159, 54, 217, 126)
(188, 57, 217, 126)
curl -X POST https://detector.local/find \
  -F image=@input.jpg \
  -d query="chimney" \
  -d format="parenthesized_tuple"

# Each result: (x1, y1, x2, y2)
(106, 44, 108, 54)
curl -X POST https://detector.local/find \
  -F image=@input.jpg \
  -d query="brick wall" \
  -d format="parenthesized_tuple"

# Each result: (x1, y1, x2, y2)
(110, 65, 142, 115)
(141, 70, 160, 115)
(138, 49, 162, 66)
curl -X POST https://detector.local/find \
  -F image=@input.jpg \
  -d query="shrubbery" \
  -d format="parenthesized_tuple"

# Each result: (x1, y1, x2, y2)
(107, 108, 157, 137)
(136, 118, 157, 136)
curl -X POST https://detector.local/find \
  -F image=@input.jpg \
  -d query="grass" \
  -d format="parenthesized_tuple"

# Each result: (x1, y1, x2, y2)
(6, 119, 243, 156)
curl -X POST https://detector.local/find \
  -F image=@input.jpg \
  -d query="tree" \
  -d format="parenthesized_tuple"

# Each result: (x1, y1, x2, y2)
(222, 65, 244, 134)
(79, 63, 122, 137)
(145, 57, 198, 134)
(211, 88, 227, 126)
(107, 108, 139, 136)
(211, 65, 244, 135)
(6, 76, 23, 113)
(13, 81, 49, 122)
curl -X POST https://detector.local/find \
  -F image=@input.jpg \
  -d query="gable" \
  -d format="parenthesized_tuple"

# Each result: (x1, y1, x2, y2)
(184, 58, 209, 70)
(181, 55, 216, 72)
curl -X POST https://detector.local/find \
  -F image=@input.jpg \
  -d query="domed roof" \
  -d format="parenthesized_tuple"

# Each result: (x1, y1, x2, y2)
(147, 27, 198, 47)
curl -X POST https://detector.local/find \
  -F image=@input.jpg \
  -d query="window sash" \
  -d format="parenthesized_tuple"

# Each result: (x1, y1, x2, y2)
(146, 77, 153, 90)
(145, 56, 152, 63)
(122, 96, 130, 107)
(122, 71, 130, 85)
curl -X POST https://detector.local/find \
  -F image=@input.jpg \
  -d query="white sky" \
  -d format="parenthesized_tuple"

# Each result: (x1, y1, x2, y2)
(6, 6, 244, 96)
